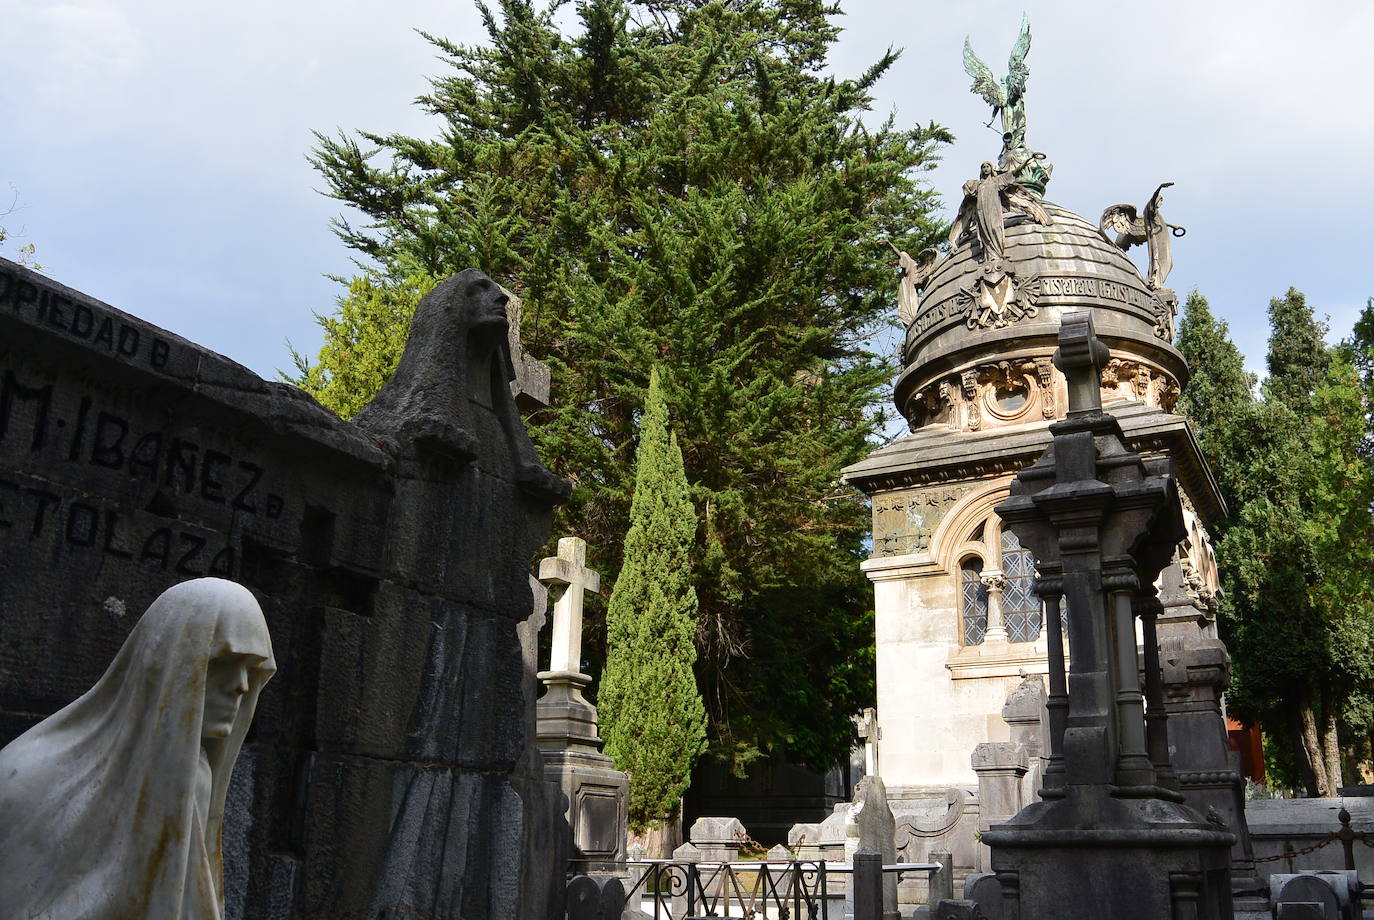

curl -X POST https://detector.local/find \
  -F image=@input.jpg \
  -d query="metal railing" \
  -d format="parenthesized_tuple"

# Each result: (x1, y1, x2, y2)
(616, 858, 939, 920)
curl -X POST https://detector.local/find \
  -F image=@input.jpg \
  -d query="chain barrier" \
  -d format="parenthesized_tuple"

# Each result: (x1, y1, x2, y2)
(1253, 833, 1337, 863)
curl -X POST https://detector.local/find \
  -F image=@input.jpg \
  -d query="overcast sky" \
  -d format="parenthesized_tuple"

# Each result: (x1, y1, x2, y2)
(3, 0, 1369, 385)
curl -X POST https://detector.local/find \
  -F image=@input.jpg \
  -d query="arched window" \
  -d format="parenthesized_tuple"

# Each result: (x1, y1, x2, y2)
(961, 557, 989, 646)
(1000, 529, 1041, 642)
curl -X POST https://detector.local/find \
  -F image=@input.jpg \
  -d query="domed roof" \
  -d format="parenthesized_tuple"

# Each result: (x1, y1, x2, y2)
(895, 200, 1185, 416)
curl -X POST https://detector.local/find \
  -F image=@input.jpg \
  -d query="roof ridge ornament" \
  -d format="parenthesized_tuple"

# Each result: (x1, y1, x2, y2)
(963, 14, 1053, 195)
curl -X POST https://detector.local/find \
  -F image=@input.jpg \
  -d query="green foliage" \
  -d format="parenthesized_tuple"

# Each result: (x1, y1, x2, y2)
(1180, 289, 1374, 793)
(1175, 291, 1255, 511)
(285, 271, 431, 417)
(297, 0, 948, 770)
(1263, 287, 1329, 415)
(599, 367, 707, 830)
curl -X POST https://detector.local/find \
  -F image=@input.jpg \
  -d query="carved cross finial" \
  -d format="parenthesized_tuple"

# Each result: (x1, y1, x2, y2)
(857, 707, 882, 776)
(1052, 311, 1110, 415)
(538, 537, 601, 675)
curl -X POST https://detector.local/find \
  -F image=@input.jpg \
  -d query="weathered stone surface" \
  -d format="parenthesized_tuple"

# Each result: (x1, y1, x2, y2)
(0, 259, 570, 918)
(1269, 874, 1342, 919)
(688, 816, 746, 862)
(0, 579, 274, 919)
(977, 313, 1233, 920)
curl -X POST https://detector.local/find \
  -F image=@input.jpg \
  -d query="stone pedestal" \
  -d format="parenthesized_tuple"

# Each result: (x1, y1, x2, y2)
(536, 671, 629, 863)
(536, 537, 628, 865)
(1156, 561, 1262, 901)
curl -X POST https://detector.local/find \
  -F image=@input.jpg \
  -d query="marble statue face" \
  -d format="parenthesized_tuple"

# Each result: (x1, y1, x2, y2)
(203, 653, 253, 741)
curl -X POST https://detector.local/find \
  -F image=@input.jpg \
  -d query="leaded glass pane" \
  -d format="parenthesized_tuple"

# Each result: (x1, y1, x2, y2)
(961, 560, 988, 646)
(1000, 529, 1042, 642)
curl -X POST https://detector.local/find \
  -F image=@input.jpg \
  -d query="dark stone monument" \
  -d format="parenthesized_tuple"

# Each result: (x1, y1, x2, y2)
(960, 312, 1234, 920)
(1156, 557, 1262, 902)
(0, 258, 571, 918)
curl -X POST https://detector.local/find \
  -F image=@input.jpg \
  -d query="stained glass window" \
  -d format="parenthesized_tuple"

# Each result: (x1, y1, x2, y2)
(1000, 529, 1041, 642)
(961, 558, 988, 646)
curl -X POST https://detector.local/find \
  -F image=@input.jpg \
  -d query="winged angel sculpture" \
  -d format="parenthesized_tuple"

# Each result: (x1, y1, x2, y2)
(888, 241, 939, 326)
(1100, 182, 1187, 290)
(964, 15, 1052, 193)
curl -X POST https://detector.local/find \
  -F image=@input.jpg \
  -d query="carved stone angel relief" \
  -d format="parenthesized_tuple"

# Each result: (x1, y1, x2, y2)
(950, 161, 1051, 330)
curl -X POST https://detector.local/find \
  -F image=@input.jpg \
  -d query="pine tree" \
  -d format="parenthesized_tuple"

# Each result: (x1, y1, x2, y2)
(292, 0, 949, 770)
(598, 367, 706, 831)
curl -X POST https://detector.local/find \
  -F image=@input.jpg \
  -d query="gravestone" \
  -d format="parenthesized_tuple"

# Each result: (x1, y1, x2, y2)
(0, 258, 570, 918)
(535, 536, 629, 866)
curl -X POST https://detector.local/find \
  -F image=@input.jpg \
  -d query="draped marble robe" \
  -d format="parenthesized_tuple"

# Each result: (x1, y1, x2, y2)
(0, 578, 275, 919)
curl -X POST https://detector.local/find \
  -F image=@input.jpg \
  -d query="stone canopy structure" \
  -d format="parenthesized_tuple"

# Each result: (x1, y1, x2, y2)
(842, 18, 1226, 841)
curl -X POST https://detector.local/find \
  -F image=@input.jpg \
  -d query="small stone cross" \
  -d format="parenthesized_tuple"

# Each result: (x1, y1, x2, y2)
(538, 537, 601, 675)
(857, 707, 882, 776)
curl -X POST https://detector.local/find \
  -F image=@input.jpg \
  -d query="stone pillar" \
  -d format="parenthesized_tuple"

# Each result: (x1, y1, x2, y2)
(974, 313, 1234, 920)
(536, 537, 629, 865)
(981, 571, 1009, 644)
(1156, 557, 1261, 900)
(972, 742, 1028, 832)
(688, 816, 745, 863)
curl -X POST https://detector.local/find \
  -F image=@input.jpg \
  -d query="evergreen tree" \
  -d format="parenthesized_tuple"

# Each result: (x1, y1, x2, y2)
(598, 367, 706, 831)
(1175, 291, 1255, 512)
(1181, 289, 1374, 794)
(1263, 287, 1329, 415)
(293, 0, 949, 770)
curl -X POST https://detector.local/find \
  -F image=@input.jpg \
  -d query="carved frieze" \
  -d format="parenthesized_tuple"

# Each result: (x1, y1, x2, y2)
(1100, 358, 1180, 411)
(907, 353, 1180, 431)
(872, 484, 972, 558)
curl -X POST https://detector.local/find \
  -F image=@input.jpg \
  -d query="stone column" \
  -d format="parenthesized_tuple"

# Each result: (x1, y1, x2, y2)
(981, 571, 1009, 644)
(536, 537, 629, 865)
(1035, 568, 1069, 797)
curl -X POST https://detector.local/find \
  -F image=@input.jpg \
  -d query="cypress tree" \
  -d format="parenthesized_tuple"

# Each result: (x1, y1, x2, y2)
(1182, 287, 1374, 793)
(292, 0, 949, 770)
(1175, 291, 1256, 512)
(1264, 287, 1329, 415)
(598, 367, 706, 831)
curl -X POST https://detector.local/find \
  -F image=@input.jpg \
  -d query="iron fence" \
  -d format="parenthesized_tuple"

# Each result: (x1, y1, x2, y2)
(607, 858, 938, 920)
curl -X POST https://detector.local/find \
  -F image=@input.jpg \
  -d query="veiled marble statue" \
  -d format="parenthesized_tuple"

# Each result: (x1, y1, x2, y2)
(0, 578, 276, 919)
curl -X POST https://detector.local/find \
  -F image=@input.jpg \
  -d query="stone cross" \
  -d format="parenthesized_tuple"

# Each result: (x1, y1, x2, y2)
(539, 537, 601, 676)
(857, 707, 882, 776)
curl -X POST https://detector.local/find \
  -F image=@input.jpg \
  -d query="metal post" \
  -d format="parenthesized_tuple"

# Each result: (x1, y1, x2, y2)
(852, 848, 882, 920)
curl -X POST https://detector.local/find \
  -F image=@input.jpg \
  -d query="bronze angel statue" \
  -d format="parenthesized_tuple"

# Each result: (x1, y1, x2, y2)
(1100, 182, 1187, 290)
(964, 15, 1051, 191)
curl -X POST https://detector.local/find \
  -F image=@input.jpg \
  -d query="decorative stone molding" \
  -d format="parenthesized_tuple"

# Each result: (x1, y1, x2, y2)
(905, 352, 1182, 433)
(873, 485, 972, 558)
